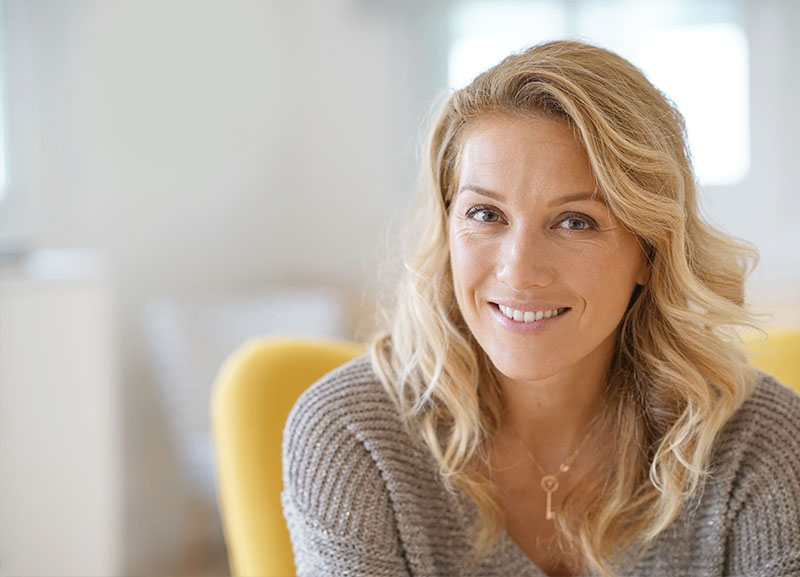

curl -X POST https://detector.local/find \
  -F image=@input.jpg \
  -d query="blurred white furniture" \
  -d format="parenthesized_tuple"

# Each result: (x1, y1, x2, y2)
(142, 287, 347, 567)
(143, 287, 347, 501)
(0, 250, 122, 577)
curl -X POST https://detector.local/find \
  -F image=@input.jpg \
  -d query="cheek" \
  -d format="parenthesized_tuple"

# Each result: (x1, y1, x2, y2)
(579, 247, 644, 313)
(565, 243, 640, 301)
(448, 233, 491, 305)
(448, 235, 470, 299)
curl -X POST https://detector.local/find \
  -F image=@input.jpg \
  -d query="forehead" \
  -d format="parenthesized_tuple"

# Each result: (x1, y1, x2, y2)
(459, 113, 583, 165)
(455, 113, 595, 200)
(463, 112, 578, 147)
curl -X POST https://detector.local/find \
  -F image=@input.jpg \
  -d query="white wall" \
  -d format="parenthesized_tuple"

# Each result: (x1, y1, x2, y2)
(3, 0, 450, 571)
(2, 0, 798, 573)
(731, 0, 800, 319)
(4, 0, 425, 289)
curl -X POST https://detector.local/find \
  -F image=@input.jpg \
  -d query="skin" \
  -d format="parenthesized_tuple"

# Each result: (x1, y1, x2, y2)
(447, 113, 649, 575)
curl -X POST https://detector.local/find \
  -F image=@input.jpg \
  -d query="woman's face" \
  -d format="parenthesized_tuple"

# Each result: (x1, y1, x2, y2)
(448, 114, 649, 386)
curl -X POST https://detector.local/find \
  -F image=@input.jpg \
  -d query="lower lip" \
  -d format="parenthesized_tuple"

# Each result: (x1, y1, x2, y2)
(489, 303, 570, 333)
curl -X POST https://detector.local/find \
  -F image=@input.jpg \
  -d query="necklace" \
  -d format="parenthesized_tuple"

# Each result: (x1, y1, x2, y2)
(510, 422, 596, 521)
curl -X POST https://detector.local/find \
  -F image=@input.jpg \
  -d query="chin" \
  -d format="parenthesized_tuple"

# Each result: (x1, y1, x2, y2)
(486, 350, 560, 384)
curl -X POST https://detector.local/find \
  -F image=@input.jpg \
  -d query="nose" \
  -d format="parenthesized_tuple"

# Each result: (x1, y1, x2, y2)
(496, 226, 554, 290)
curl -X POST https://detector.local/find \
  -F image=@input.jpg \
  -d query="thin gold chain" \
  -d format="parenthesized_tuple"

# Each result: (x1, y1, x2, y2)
(510, 416, 597, 475)
(509, 417, 598, 520)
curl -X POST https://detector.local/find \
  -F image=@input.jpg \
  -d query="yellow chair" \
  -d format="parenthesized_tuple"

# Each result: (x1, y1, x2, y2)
(745, 328, 800, 394)
(211, 338, 364, 577)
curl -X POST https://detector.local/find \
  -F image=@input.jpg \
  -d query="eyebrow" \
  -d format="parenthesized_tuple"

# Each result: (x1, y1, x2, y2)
(456, 184, 606, 207)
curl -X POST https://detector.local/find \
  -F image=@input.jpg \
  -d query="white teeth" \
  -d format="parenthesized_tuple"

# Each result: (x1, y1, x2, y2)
(497, 304, 565, 323)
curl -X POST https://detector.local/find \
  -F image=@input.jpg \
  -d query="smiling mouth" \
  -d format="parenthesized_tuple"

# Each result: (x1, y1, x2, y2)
(495, 303, 569, 323)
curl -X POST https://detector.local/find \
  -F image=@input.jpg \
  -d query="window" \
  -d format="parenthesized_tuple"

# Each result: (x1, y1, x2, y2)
(0, 1, 7, 202)
(448, 0, 749, 187)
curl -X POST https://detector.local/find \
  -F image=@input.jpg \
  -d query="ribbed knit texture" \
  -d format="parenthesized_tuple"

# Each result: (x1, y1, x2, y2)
(282, 356, 800, 576)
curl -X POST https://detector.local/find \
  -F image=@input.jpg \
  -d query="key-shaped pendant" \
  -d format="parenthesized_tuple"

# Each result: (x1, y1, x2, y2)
(541, 474, 560, 520)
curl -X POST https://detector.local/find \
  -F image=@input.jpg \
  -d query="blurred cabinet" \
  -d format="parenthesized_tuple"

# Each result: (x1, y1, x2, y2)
(0, 251, 122, 577)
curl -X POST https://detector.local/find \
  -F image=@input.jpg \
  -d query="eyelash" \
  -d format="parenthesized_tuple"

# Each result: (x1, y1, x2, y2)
(464, 206, 598, 231)
(465, 205, 502, 223)
(557, 212, 598, 231)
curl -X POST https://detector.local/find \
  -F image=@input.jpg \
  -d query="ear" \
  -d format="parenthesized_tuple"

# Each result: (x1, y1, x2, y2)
(636, 267, 650, 286)
(635, 247, 652, 286)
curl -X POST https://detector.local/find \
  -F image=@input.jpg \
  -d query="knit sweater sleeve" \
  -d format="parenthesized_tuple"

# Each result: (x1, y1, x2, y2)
(281, 359, 411, 577)
(724, 377, 800, 576)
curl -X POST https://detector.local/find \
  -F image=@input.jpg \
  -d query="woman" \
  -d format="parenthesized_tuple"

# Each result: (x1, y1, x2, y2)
(281, 41, 800, 576)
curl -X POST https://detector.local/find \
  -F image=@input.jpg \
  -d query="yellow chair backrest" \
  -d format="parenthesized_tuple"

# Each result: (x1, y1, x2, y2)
(211, 338, 364, 577)
(745, 328, 800, 394)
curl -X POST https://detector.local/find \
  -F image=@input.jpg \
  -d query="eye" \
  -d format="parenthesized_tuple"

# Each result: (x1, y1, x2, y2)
(556, 212, 597, 231)
(466, 205, 503, 223)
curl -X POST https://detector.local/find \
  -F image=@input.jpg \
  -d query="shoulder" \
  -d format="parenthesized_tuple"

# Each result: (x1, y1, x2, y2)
(714, 372, 800, 573)
(282, 355, 474, 576)
(718, 371, 800, 463)
(281, 355, 411, 572)
(283, 354, 437, 502)
(282, 352, 411, 482)
(282, 354, 408, 460)
(636, 374, 800, 574)
(740, 370, 800, 420)
(714, 371, 800, 487)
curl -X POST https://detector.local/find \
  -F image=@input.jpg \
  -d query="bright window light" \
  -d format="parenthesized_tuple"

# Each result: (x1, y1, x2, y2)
(0, 101, 7, 201)
(448, 1, 749, 187)
(639, 24, 749, 186)
(448, 1, 567, 89)
(0, 1, 6, 203)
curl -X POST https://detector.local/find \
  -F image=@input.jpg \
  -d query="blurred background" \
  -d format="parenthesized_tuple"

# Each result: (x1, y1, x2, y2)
(1, 0, 798, 575)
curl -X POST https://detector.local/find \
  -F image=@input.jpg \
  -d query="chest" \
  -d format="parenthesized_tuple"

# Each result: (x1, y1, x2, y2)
(495, 477, 584, 577)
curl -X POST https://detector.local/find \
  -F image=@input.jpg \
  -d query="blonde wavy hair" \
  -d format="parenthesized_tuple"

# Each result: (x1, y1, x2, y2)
(371, 40, 758, 575)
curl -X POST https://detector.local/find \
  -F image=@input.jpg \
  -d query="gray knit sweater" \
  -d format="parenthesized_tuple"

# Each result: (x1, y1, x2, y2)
(282, 356, 800, 576)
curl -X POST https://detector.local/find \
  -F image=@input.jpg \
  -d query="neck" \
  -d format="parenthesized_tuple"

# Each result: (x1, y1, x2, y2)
(495, 352, 609, 472)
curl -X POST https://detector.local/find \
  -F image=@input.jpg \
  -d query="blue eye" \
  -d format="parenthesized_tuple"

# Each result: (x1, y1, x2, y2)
(466, 206, 502, 223)
(557, 213, 597, 231)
